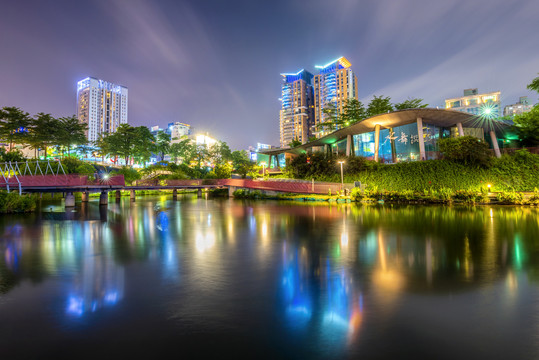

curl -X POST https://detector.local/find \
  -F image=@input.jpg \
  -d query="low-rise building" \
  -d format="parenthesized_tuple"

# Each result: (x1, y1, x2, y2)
(445, 88, 501, 118)
(504, 96, 533, 116)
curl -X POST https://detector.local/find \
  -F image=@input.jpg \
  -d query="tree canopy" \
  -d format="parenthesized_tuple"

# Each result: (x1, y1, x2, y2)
(394, 98, 428, 110)
(366, 95, 394, 117)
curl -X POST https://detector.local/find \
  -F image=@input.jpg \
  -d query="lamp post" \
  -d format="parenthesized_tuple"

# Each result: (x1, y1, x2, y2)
(338, 161, 345, 190)
(260, 161, 267, 177)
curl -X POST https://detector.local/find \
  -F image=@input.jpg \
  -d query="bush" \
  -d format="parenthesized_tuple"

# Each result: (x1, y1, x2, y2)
(0, 191, 37, 213)
(61, 157, 85, 174)
(439, 136, 491, 166)
(0, 149, 25, 163)
(112, 166, 141, 185)
(496, 191, 525, 204)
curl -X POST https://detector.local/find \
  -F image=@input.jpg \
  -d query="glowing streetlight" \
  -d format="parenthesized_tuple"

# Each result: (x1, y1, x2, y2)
(338, 161, 345, 190)
(487, 184, 491, 192)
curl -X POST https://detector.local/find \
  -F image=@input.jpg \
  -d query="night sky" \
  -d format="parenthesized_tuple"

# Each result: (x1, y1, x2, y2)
(1, 0, 538, 149)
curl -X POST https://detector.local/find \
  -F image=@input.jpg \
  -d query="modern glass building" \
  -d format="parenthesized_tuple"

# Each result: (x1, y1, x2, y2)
(279, 69, 314, 147)
(77, 77, 128, 142)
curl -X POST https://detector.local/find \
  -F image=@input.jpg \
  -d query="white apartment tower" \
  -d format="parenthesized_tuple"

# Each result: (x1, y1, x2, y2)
(77, 77, 128, 142)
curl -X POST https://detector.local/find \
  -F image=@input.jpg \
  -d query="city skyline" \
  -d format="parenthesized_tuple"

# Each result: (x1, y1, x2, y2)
(1, 0, 538, 149)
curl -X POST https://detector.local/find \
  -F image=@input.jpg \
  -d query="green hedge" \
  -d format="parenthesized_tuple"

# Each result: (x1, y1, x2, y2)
(292, 150, 539, 192)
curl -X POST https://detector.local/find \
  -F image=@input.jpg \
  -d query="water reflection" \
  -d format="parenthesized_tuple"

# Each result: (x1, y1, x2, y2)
(0, 199, 538, 358)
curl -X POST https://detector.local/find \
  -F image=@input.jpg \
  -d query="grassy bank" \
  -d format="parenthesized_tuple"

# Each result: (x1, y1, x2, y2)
(0, 191, 37, 213)
(285, 150, 539, 193)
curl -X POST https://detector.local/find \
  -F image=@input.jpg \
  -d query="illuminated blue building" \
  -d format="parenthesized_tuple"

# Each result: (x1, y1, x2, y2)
(279, 69, 314, 147)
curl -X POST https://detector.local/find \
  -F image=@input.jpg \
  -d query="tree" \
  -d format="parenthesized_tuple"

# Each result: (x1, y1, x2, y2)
(316, 102, 340, 133)
(28, 113, 61, 159)
(0, 107, 31, 151)
(169, 138, 194, 164)
(155, 130, 170, 161)
(367, 95, 393, 117)
(209, 141, 232, 164)
(527, 73, 539, 94)
(288, 138, 302, 148)
(133, 126, 156, 166)
(230, 150, 255, 178)
(98, 124, 139, 165)
(512, 105, 539, 146)
(394, 98, 428, 110)
(56, 115, 88, 157)
(341, 99, 367, 125)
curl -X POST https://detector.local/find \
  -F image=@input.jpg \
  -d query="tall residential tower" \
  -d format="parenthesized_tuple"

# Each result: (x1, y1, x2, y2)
(279, 69, 314, 147)
(77, 77, 128, 142)
(313, 57, 358, 137)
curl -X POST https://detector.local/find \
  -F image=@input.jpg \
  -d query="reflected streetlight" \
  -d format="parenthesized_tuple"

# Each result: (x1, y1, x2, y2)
(338, 161, 345, 190)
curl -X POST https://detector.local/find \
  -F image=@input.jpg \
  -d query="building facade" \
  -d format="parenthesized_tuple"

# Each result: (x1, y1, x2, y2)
(77, 77, 128, 142)
(313, 57, 358, 138)
(445, 88, 501, 118)
(279, 69, 314, 148)
(504, 96, 533, 116)
(170, 122, 191, 143)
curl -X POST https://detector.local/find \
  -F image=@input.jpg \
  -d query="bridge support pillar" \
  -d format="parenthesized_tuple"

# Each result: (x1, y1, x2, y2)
(81, 192, 89, 202)
(172, 189, 178, 201)
(197, 188, 202, 198)
(65, 192, 75, 208)
(99, 191, 108, 206)
(130, 190, 136, 202)
(115, 190, 121, 201)
(229, 186, 236, 197)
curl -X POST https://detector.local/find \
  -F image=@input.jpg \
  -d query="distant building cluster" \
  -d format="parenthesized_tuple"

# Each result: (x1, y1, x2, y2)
(279, 56, 358, 148)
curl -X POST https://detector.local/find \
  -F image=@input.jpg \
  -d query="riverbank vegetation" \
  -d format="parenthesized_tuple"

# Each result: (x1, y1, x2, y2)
(0, 191, 37, 213)
(285, 145, 539, 193)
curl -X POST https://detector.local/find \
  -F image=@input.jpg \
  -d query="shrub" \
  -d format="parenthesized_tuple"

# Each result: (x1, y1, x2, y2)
(496, 191, 525, 204)
(350, 187, 363, 201)
(0, 191, 37, 213)
(0, 149, 25, 163)
(439, 136, 491, 166)
(112, 166, 141, 185)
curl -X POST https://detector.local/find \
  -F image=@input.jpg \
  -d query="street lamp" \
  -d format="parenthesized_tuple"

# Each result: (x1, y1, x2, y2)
(260, 161, 267, 177)
(338, 161, 345, 190)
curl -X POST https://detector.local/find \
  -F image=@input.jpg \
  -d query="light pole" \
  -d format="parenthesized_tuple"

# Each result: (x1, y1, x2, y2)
(260, 161, 267, 178)
(338, 161, 345, 190)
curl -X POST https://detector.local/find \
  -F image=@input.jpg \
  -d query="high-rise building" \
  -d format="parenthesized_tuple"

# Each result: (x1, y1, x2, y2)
(77, 77, 128, 142)
(504, 96, 533, 116)
(313, 57, 358, 138)
(445, 89, 501, 118)
(279, 69, 314, 148)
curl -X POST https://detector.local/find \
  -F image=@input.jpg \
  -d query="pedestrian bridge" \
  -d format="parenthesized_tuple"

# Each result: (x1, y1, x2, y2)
(0, 160, 351, 207)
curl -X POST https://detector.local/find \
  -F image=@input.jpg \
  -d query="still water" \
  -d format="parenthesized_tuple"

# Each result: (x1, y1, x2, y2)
(1, 196, 539, 359)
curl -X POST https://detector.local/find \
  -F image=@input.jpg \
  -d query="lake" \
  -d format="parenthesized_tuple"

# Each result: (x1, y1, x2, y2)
(1, 196, 538, 359)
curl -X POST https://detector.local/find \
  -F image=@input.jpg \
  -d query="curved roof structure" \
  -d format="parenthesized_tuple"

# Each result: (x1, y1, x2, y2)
(262, 108, 507, 156)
